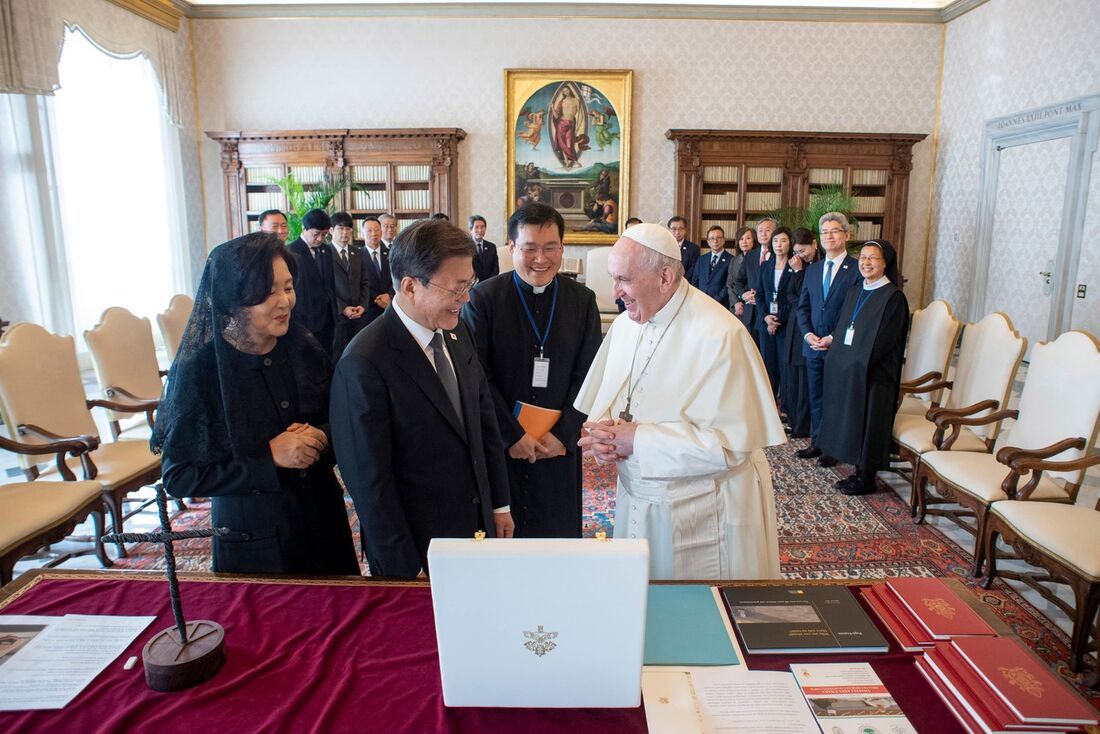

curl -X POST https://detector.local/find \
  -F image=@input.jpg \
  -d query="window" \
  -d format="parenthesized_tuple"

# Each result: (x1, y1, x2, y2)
(52, 28, 184, 338)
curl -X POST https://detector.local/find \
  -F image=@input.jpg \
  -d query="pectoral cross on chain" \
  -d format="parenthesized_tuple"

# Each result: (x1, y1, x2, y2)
(618, 401, 633, 422)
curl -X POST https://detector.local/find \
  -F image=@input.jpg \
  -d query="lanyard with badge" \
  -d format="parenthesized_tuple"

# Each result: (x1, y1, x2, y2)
(513, 272, 558, 388)
(844, 289, 875, 346)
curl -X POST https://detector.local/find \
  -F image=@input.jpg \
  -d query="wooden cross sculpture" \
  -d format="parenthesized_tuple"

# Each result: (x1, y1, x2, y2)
(102, 484, 229, 692)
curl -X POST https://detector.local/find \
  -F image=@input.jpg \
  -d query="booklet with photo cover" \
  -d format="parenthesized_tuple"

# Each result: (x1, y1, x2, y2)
(721, 585, 888, 655)
(790, 662, 917, 734)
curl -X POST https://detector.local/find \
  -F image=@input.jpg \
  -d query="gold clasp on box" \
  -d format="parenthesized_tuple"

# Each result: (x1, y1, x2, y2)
(594, 531, 608, 542)
(473, 530, 487, 541)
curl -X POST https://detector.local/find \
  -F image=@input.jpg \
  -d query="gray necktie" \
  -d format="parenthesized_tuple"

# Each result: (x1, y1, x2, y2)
(429, 333, 464, 429)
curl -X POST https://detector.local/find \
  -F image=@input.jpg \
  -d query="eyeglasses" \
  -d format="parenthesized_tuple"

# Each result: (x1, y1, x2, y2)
(516, 245, 563, 258)
(820, 228, 847, 237)
(427, 278, 479, 299)
(858, 255, 884, 263)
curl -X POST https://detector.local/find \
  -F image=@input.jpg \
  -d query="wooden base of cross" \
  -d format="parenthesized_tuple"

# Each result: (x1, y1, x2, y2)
(103, 483, 229, 692)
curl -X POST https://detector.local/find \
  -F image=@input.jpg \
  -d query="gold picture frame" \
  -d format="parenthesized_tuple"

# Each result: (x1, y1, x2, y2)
(505, 69, 632, 246)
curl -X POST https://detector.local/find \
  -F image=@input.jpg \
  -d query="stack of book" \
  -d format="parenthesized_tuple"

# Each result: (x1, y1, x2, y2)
(917, 636, 1099, 733)
(860, 577, 996, 652)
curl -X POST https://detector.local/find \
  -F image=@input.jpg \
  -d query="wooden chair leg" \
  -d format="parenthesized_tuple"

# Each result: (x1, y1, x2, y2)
(970, 504, 990, 578)
(102, 491, 128, 558)
(1069, 583, 1100, 676)
(0, 558, 13, 587)
(912, 462, 930, 525)
(90, 509, 113, 569)
(981, 522, 1000, 590)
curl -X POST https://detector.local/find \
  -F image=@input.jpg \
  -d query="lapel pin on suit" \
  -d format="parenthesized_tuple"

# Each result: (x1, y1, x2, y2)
(449, 332, 458, 341)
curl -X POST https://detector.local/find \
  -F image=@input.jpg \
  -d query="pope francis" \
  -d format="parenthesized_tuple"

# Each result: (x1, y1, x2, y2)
(575, 223, 786, 579)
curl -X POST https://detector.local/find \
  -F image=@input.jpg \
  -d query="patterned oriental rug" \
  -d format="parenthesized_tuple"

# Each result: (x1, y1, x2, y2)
(111, 441, 1099, 708)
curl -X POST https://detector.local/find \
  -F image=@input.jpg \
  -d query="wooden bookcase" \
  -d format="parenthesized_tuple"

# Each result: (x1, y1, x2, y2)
(667, 130, 926, 276)
(206, 128, 467, 239)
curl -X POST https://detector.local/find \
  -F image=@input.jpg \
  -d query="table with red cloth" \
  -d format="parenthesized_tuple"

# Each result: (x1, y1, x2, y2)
(0, 570, 971, 733)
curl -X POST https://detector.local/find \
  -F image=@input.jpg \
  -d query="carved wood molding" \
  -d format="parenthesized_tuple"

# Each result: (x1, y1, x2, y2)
(667, 129, 926, 145)
(104, 0, 182, 32)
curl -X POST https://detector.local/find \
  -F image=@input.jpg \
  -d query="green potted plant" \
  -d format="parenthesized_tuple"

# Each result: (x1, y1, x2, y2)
(767, 185, 862, 256)
(269, 171, 356, 242)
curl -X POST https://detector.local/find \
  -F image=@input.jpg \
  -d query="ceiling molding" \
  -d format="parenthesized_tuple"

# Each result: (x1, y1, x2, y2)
(105, 0, 184, 31)
(174, 1, 985, 24)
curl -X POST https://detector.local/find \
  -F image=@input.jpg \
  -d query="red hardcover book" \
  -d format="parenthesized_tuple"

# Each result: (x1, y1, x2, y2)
(858, 586, 922, 652)
(951, 637, 1100, 727)
(869, 584, 935, 646)
(931, 644, 1067, 732)
(885, 577, 997, 640)
(915, 655, 984, 734)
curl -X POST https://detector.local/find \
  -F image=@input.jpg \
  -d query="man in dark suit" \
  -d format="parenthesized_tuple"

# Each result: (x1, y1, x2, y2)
(668, 215, 700, 275)
(329, 212, 373, 357)
(469, 214, 499, 282)
(795, 213, 862, 466)
(361, 216, 395, 326)
(286, 208, 337, 351)
(379, 213, 398, 250)
(331, 219, 514, 579)
(732, 217, 777, 346)
(690, 225, 733, 307)
(258, 209, 289, 243)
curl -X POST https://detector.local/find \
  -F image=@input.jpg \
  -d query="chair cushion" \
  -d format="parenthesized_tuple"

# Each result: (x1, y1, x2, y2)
(897, 395, 931, 416)
(0, 480, 102, 556)
(893, 413, 988, 455)
(991, 501, 1100, 581)
(920, 450, 1070, 503)
(37, 439, 160, 489)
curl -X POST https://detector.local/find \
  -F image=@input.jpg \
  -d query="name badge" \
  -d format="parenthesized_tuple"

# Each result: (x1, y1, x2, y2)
(532, 357, 550, 388)
(769, 300, 779, 315)
(844, 326, 855, 346)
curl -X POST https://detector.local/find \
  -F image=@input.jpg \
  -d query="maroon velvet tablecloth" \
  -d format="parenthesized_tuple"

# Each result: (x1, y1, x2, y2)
(0, 573, 963, 733)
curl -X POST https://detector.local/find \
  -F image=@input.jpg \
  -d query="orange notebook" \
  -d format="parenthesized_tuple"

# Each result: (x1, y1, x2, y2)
(512, 401, 562, 441)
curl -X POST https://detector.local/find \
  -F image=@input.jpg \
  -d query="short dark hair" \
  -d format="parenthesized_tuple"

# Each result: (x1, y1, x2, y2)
(229, 233, 297, 315)
(769, 226, 794, 256)
(793, 227, 816, 245)
(389, 219, 475, 289)
(468, 214, 486, 228)
(508, 202, 565, 243)
(706, 225, 725, 237)
(258, 209, 286, 227)
(667, 216, 687, 227)
(330, 211, 353, 228)
(430, 213, 450, 221)
(624, 217, 643, 228)
(301, 209, 331, 231)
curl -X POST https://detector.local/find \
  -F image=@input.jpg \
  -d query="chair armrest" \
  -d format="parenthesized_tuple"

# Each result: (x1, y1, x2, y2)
(930, 404, 1012, 450)
(900, 370, 941, 389)
(900, 379, 953, 397)
(1, 426, 99, 482)
(997, 440, 1094, 500)
(102, 386, 160, 411)
(88, 391, 159, 414)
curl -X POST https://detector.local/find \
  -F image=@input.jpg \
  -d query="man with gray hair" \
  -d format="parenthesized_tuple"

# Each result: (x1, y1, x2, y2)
(575, 223, 785, 580)
(795, 212, 862, 466)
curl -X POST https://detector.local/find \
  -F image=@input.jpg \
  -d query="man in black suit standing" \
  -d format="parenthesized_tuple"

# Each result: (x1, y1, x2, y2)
(732, 217, 777, 347)
(331, 219, 514, 579)
(379, 213, 398, 251)
(258, 209, 289, 243)
(795, 212, 863, 467)
(469, 214, 499, 282)
(286, 208, 337, 351)
(668, 215, 700, 276)
(330, 212, 372, 357)
(361, 216, 395, 326)
(690, 225, 733, 307)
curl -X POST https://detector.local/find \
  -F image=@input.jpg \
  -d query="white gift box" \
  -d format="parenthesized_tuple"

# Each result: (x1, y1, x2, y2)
(428, 537, 649, 708)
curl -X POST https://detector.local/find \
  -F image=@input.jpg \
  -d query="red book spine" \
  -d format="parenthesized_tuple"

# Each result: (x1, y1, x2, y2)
(886, 578, 996, 640)
(859, 587, 921, 652)
(869, 584, 934, 646)
(914, 656, 984, 734)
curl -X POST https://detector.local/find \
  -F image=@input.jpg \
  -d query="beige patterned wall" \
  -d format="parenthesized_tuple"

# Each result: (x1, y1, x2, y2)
(192, 16, 940, 302)
(930, 0, 1100, 323)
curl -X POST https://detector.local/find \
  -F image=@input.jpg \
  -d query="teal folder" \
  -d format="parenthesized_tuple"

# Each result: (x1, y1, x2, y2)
(644, 585, 740, 666)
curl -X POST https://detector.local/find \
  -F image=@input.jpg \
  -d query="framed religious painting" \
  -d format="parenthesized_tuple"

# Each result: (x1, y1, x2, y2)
(505, 69, 632, 245)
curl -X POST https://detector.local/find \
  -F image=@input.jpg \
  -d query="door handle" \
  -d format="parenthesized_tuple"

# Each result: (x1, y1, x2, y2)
(1039, 270, 1051, 284)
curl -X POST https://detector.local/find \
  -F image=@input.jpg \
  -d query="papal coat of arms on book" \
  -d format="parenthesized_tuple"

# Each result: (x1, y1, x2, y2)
(523, 625, 558, 657)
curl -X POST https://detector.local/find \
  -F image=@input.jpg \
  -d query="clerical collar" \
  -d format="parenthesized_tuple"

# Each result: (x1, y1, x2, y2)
(863, 276, 891, 291)
(648, 279, 690, 326)
(516, 276, 552, 295)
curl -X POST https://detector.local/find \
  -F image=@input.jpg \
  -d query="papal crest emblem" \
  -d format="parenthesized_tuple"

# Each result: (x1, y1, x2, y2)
(523, 625, 558, 657)
(998, 666, 1044, 697)
(922, 596, 957, 619)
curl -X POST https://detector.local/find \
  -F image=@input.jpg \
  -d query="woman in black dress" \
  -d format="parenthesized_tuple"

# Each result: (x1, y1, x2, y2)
(757, 226, 795, 400)
(152, 233, 359, 575)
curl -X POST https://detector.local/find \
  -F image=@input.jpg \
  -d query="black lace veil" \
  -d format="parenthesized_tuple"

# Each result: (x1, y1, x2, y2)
(151, 233, 332, 464)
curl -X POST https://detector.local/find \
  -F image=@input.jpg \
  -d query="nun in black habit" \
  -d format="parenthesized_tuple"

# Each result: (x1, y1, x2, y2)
(816, 240, 909, 495)
(152, 233, 359, 575)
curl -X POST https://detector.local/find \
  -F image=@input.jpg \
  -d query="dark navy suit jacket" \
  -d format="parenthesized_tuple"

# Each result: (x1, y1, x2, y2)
(472, 240, 499, 282)
(796, 254, 862, 359)
(679, 240, 700, 276)
(287, 238, 337, 336)
(362, 244, 395, 325)
(690, 249, 733, 307)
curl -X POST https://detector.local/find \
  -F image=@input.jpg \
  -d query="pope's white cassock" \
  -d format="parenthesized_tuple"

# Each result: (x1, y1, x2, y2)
(575, 278, 786, 579)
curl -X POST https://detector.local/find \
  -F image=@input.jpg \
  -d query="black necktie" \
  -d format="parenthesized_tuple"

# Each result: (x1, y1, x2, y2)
(371, 249, 380, 271)
(429, 333, 464, 430)
(339, 248, 349, 268)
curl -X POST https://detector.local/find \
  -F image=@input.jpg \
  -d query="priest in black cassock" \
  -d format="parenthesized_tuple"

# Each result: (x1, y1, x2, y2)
(462, 202, 602, 537)
(817, 240, 909, 496)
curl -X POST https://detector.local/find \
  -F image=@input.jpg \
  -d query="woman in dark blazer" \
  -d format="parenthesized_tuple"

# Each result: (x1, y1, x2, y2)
(725, 226, 759, 333)
(782, 228, 819, 437)
(757, 226, 795, 401)
(153, 233, 359, 576)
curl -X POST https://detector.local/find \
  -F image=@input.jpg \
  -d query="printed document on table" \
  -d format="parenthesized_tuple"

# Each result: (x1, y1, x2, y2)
(0, 616, 57, 667)
(0, 614, 155, 711)
(643, 666, 820, 734)
(790, 662, 917, 734)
